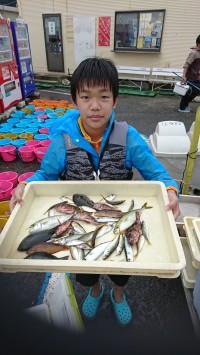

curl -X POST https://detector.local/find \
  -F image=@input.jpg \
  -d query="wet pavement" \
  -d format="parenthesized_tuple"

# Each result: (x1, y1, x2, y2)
(0, 89, 200, 353)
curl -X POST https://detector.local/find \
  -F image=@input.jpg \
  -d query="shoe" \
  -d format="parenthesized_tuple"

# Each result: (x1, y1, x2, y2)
(178, 107, 191, 112)
(82, 284, 104, 319)
(110, 288, 132, 326)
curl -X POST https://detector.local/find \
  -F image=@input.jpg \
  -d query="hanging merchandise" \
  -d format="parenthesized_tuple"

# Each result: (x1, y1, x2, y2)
(10, 17, 36, 99)
(0, 17, 22, 113)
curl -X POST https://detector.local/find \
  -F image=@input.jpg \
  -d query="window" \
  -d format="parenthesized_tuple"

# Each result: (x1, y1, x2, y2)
(114, 10, 165, 53)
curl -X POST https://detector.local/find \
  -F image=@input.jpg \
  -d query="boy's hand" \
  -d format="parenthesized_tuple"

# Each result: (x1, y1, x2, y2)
(9, 183, 26, 212)
(166, 190, 180, 220)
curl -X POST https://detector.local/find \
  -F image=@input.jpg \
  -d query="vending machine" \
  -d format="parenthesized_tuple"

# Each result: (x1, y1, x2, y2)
(0, 18, 22, 113)
(10, 18, 36, 99)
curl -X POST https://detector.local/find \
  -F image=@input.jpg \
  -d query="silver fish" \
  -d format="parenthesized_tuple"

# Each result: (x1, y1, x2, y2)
(102, 195, 125, 206)
(71, 221, 86, 234)
(102, 235, 120, 260)
(91, 222, 115, 247)
(113, 203, 152, 234)
(66, 240, 92, 249)
(136, 235, 146, 256)
(70, 247, 84, 260)
(95, 217, 119, 223)
(141, 220, 151, 245)
(84, 241, 110, 261)
(49, 232, 84, 245)
(116, 234, 125, 256)
(29, 215, 71, 234)
(124, 236, 134, 262)
(128, 199, 135, 211)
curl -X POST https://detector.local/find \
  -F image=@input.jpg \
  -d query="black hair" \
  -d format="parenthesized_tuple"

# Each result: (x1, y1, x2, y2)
(70, 57, 119, 104)
(196, 35, 200, 45)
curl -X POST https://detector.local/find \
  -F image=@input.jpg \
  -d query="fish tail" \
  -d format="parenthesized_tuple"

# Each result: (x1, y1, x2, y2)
(142, 202, 153, 210)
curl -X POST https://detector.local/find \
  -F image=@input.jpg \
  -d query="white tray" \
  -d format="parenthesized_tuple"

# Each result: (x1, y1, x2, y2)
(183, 217, 200, 269)
(180, 237, 198, 288)
(193, 218, 200, 244)
(0, 181, 186, 277)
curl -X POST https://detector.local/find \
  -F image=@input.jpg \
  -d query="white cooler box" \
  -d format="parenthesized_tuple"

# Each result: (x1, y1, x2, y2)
(148, 121, 200, 190)
(148, 121, 190, 188)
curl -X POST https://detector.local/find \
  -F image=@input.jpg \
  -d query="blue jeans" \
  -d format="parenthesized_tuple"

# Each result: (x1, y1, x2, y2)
(179, 80, 200, 109)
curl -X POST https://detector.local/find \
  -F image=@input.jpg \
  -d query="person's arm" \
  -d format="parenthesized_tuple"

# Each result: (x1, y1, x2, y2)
(182, 50, 196, 82)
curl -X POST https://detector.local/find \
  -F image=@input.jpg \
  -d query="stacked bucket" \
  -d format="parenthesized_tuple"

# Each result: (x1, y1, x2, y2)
(0, 100, 74, 164)
(0, 100, 74, 231)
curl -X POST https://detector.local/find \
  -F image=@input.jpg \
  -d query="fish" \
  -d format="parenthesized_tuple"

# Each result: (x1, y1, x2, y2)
(93, 202, 118, 211)
(24, 252, 69, 260)
(26, 242, 70, 255)
(103, 235, 120, 260)
(101, 195, 125, 206)
(45, 201, 79, 215)
(72, 194, 95, 208)
(124, 236, 134, 262)
(94, 217, 119, 223)
(84, 241, 110, 261)
(90, 222, 115, 248)
(70, 247, 84, 260)
(71, 221, 86, 234)
(128, 199, 135, 211)
(65, 240, 92, 249)
(136, 235, 146, 256)
(93, 210, 124, 218)
(49, 232, 85, 245)
(18, 228, 57, 251)
(116, 234, 125, 256)
(141, 220, 151, 245)
(29, 215, 71, 234)
(51, 218, 74, 237)
(113, 203, 152, 234)
(72, 212, 100, 225)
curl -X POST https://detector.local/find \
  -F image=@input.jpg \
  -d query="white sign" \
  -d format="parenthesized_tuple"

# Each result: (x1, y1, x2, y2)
(48, 22, 55, 35)
(73, 17, 95, 67)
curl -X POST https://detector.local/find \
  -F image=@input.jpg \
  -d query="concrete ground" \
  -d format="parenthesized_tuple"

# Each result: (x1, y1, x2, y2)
(0, 89, 200, 353)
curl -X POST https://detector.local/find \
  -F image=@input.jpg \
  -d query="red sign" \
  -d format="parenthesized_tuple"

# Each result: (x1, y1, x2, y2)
(98, 17, 111, 46)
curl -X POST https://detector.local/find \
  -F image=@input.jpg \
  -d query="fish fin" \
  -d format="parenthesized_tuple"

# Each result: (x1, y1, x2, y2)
(142, 202, 153, 210)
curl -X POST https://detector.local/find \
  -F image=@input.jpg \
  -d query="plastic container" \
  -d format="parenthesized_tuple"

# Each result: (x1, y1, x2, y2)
(18, 145, 35, 162)
(7, 118, 19, 125)
(180, 238, 198, 288)
(24, 127, 38, 134)
(0, 145, 17, 162)
(47, 113, 58, 119)
(0, 171, 18, 187)
(19, 132, 34, 141)
(183, 217, 200, 269)
(193, 268, 200, 321)
(11, 139, 26, 150)
(18, 171, 35, 183)
(34, 133, 49, 141)
(39, 127, 49, 135)
(0, 138, 12, 146)
(3, 133, 18, 141)
(25, 105, 35, 113)
(0, 200, 11, 218)
(34, 146, 48, 162)
(0, 127, 12, 134)
(0, 133, 4, 140)
(11, 128, 25, 135)
(40, 139, 52, 147)
(148, 121, 193, 189)
(21, 108, 32, 115)
(37, 114, 48, 122)
(11, 111, 25, 118)
(34, 107, 45, 112)
(26, 139, 41, 148)
(0, 181, 13, 201)
(25, 114, 36, 120)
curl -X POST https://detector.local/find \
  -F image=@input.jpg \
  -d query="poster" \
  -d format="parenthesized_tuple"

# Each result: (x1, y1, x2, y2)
(73, 17, 95, 67)
(98, 16, 111, 46)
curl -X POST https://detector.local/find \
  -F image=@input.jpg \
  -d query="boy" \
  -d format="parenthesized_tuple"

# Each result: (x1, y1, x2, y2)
(10, 57, 180, 327)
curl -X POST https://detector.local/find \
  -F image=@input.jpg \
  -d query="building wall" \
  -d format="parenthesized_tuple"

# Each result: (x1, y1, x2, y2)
(0, 5, 19, 21)
(17, 0, 200, 75)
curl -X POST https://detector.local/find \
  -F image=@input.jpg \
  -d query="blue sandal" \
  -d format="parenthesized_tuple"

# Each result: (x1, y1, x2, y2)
(82, 284, 104, 319)
(110, 288, 132, 326)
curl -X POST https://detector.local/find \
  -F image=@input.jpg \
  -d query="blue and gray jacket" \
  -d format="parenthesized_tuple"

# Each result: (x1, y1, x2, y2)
(25, 109, 178, 192)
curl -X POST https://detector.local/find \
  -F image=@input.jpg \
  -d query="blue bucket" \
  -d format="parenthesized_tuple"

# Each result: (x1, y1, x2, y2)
(11, 128, 25, 135)
(47, 113, 58, 119)
(7, 118, 19, 125)
(15, 122, 29, 128)
(0, 128, 12, 134)
(24, 127, 38, 134)
(0, 123, 13, 129)
(45, 108, 54, 113)
(0, 138, 12, 146)
(34, 111, 45, 116)
(28, 122, 41, 129)
(55, 108, 65, 113)
(34, 133, 49, 141)
(11, 111, 25, 118)
(25, 114, 36, 120)
(11, 139, 26, 150)
(25, 105, 35, 113)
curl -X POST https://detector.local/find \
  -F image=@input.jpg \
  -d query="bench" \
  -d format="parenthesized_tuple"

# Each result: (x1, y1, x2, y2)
(149, 68, 183, 91)
(116, 66, 151, 91)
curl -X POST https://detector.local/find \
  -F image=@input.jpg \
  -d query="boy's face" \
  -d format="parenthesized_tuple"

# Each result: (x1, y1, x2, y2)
(73, 85, 118, 138)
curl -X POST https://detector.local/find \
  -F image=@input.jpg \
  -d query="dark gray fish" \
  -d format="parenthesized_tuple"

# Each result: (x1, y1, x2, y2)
(24, 252, 69, 260)
(18, 228, 57, 251)
(72, 194, 95, 208)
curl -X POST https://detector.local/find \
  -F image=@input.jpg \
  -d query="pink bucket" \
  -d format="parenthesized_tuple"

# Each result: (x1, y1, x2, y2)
(18, 171, 34, 183)
(18, 146, 35, 162)
(34, 146, 48, 163)
(39, 127, 49, 134)
(0, 181, 13, 201)
(40, 139, 52, 147)
(26, 139, 41, 148)
(0, 145, 17, 162)
(0, 171, 18, 187)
